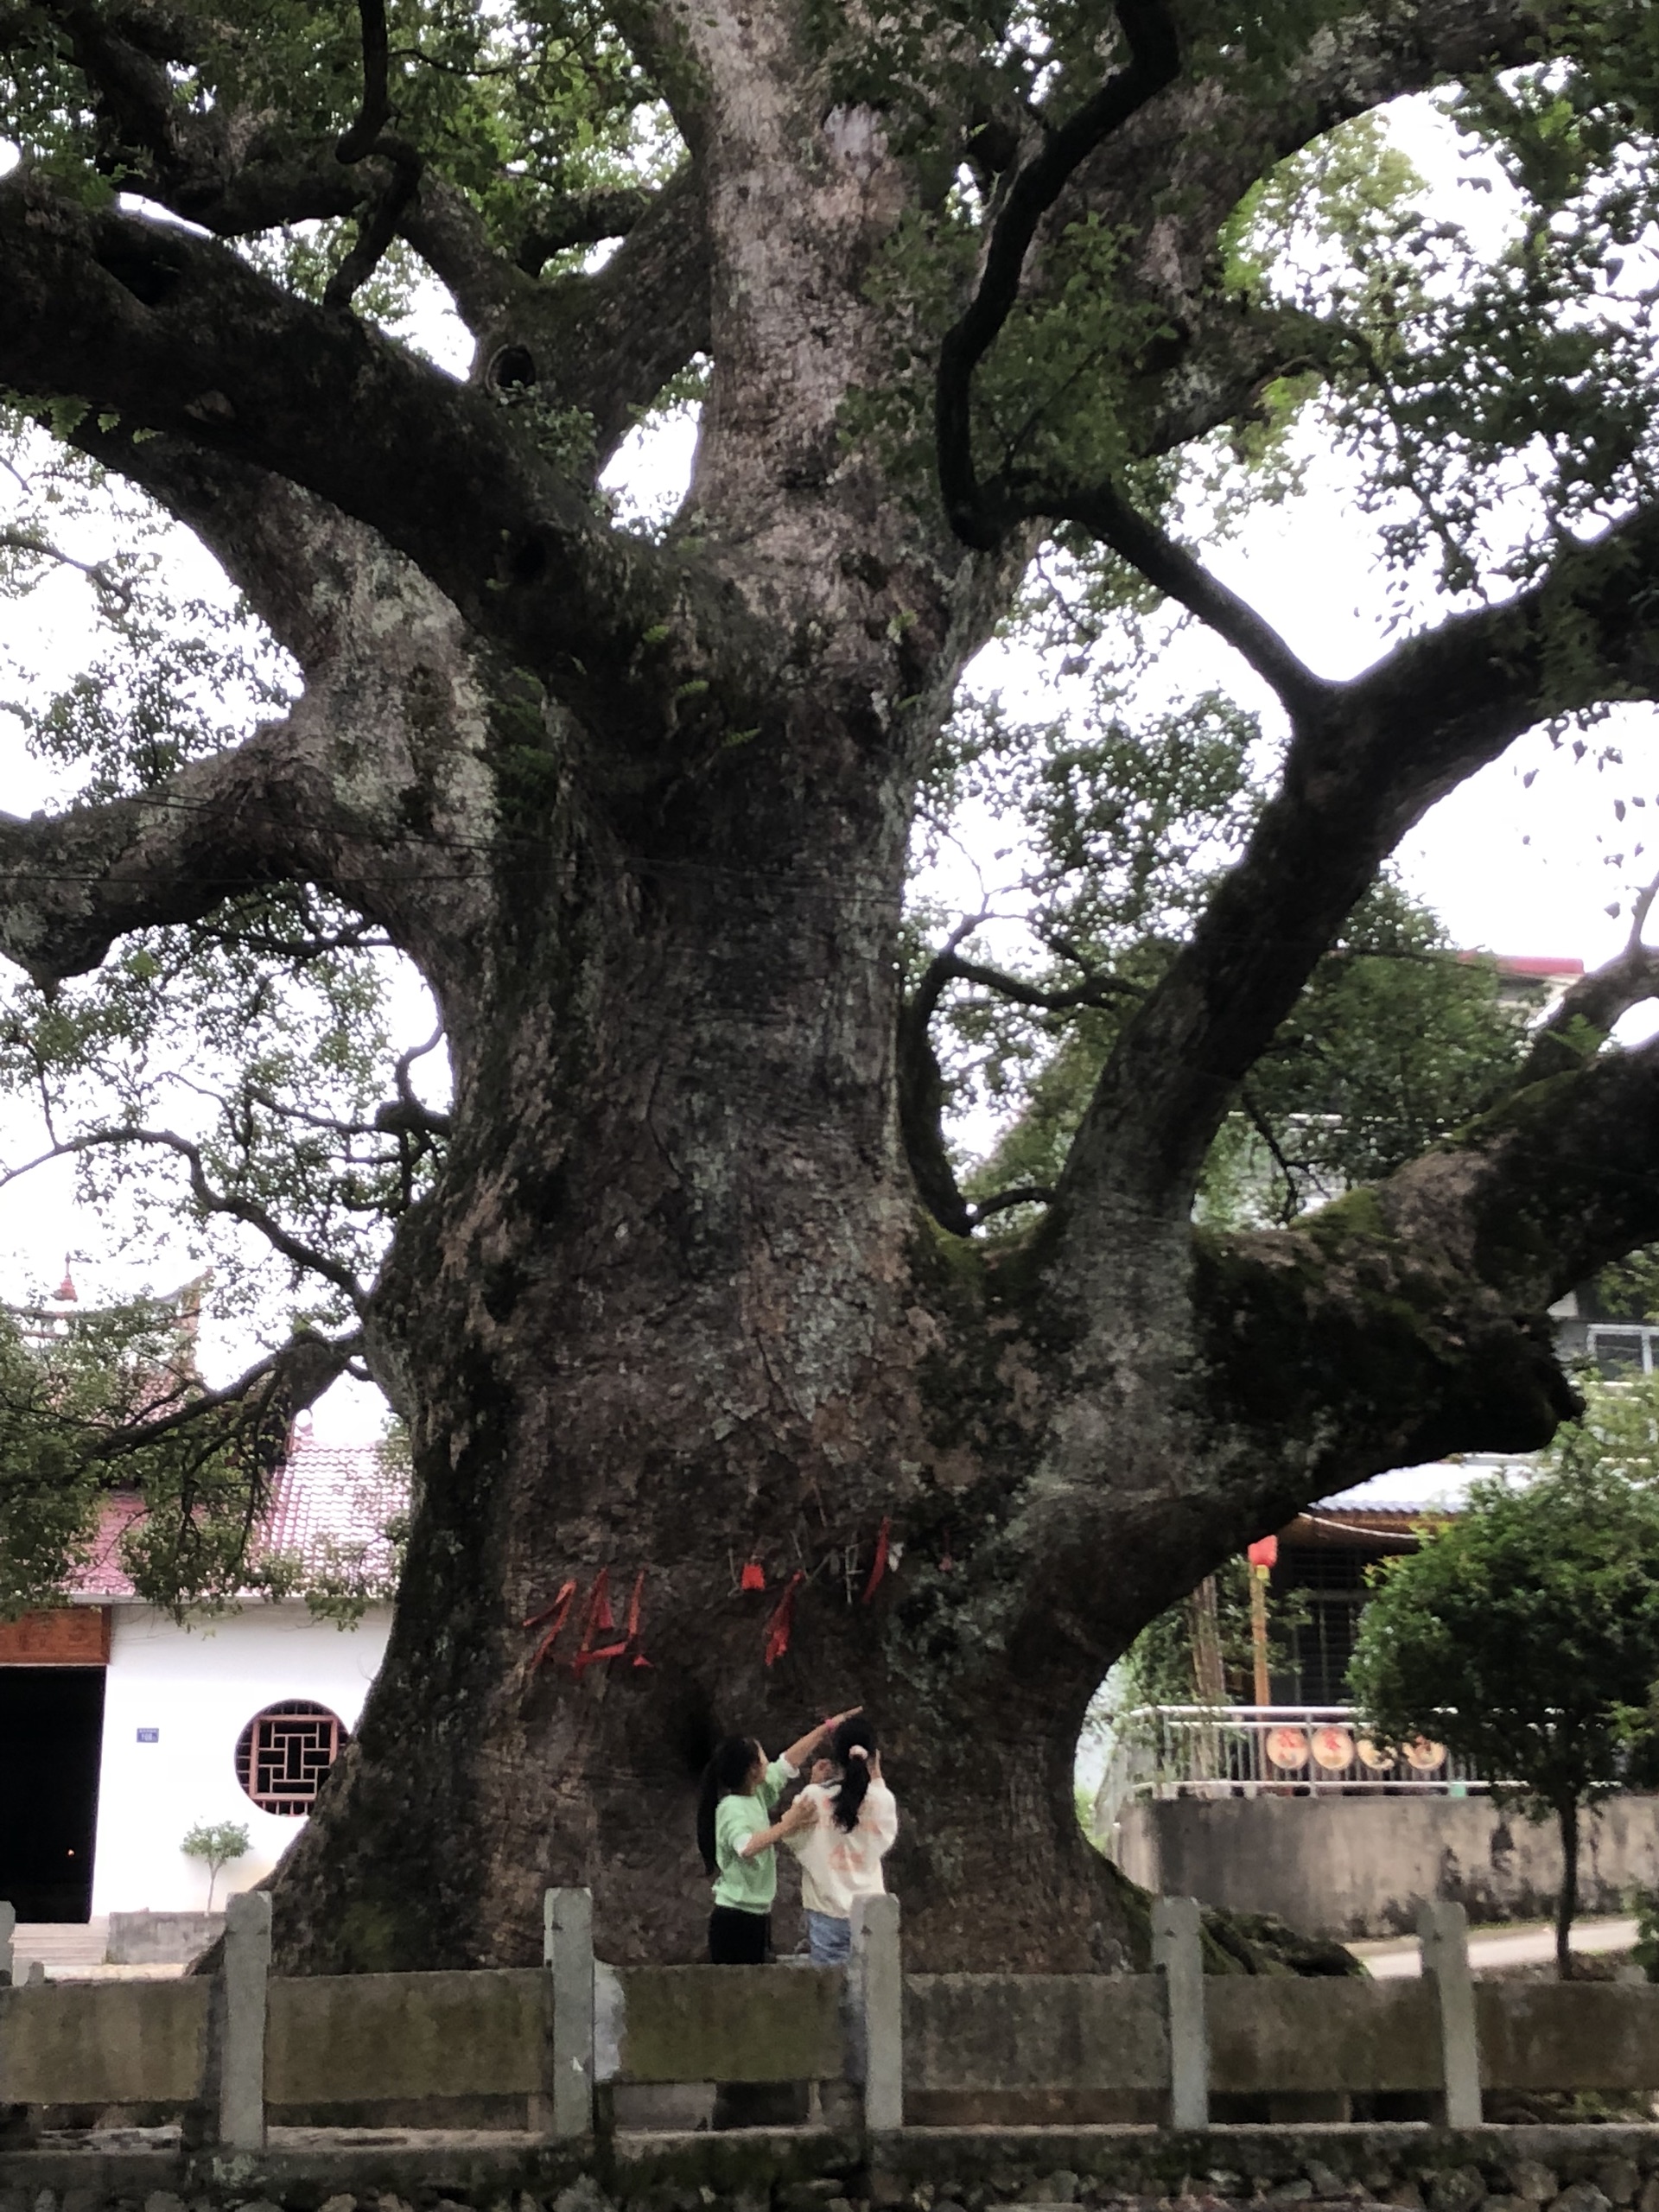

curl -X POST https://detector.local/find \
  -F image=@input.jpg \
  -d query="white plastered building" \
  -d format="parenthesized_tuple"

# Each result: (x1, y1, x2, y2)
(0, 1433, 403, 1923)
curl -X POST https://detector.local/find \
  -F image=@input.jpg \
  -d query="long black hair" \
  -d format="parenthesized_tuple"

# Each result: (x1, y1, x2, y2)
(697, 1734, 762, 1873)
(830, 1713, 879, 1833)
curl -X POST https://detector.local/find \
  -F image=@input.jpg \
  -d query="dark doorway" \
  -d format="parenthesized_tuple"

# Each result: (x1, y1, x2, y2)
(0, 1668, 105, 1920)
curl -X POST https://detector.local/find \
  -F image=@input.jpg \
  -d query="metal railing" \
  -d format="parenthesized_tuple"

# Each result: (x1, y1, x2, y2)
(1094, 1703, 1490, 1833)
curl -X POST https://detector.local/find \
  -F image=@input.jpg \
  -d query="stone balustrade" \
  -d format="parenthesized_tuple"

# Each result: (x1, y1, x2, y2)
(1, 1893, 1657, 2144)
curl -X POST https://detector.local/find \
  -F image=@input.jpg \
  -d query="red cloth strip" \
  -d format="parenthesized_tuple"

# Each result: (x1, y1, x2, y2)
(627, 1569, 652, 1668)
(571, 1569, 615, 1671)
(526, 1579, 578, 1675)
(589, 1566, 615, 1633)
(764, 1571, 805, 1666)
(523, 1577, 577, 1632)
(862, 1517, 891, 1604)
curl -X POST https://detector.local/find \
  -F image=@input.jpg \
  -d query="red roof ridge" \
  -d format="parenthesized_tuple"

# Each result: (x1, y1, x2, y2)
(1457, 951, 1586, 976)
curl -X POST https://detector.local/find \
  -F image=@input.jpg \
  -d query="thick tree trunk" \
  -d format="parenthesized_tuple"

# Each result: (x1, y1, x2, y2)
(259, 678, 1164, 1974)
(258, 651, 1638, 1974)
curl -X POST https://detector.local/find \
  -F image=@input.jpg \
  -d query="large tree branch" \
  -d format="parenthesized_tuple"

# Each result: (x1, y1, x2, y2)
(937, 0, 1181, 549)
(488, 166, 712, 470)
(0, 173, 760, 739)
(1031, 477, 1328, 716)
(974, 1035, 1659, 1727)
(0, 1126, 366, 1303)
(0, 569, 504, 1016)
(21, 0, 705, 413)
(1509, 880, 1659, 1088)
(517, 188, 658, 276)
(0, 728, 341, 984)
(1194, 1034, 1659, 1500)
(1053, 0, 1560, 451)
(1033, 1033, 1659, 1671)
(1039, 499, 1659, 1282)
(86, 1326, 364, 1460)
(19, 0, 516, 323)
(67, 428, 398, 671)
(942, 0, 1565, 524)
(897, 919, 982, 1236)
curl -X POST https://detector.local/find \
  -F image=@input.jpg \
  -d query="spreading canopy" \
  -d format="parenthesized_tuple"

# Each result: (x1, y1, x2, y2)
(3, 0, 1659, 1971)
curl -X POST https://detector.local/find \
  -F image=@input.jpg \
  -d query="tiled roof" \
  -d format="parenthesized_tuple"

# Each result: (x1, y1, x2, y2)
(1494, 954, 1585, 978)
(263, 1439, 407, 1573)
(1455, 952, 1586, 979)
(74, 1494, 147, 1599)
(69, 1436, 407, 1603)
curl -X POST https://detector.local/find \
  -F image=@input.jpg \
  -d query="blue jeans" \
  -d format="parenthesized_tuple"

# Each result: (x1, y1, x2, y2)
(805, 1910, 852, 1965)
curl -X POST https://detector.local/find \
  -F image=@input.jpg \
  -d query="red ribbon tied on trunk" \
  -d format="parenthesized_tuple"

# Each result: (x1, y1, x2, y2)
(592, 1570, 616, 1632)
(626, 1569, 652, 1668)
(763, 1571, 805, 1666)
(861, 1516, 891, 1605)
(524, 1579, 577, 1676)
(526, 1568, 652, 1676)
(574, 1567, 631, 1675)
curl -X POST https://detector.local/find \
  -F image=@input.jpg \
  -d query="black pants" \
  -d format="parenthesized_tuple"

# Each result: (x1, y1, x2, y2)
(708, 1905, 770, 1963)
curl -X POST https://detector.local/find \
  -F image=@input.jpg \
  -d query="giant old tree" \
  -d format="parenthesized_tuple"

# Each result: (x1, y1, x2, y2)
(3, 0, 1659, 1975)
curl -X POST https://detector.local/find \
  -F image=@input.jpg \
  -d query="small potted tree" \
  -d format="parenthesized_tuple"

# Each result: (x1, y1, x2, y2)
(181, 1821, 251, 1912)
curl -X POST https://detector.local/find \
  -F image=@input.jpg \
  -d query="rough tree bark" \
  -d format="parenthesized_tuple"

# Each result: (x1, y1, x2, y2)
(1554, 1799, 1580, 1981)
(1, 0, 1657, 1974)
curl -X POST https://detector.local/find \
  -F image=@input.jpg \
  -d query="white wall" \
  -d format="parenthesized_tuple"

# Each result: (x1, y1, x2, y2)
(89, 1600, 392, 1914)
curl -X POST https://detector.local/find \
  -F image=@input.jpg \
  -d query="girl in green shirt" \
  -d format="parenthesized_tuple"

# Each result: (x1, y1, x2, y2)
(696, 1709, 860, 1962)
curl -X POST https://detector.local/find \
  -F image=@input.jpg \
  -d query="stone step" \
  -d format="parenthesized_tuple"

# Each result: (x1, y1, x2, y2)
(13, 1917, 109, 1968)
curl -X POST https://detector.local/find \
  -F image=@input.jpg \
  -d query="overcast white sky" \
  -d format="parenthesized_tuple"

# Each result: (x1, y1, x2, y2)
(0, 94, 1654, 1450)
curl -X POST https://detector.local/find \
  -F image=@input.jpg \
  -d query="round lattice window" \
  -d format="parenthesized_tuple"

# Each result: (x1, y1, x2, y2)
(234, 1699, 348, 1815)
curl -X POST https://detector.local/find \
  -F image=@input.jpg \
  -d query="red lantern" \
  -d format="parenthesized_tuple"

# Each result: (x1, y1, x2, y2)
(1247, 1535, 1278, 1569)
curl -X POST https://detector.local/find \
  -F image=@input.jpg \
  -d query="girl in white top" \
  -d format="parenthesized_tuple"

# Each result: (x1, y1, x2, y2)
(786, 1713, 899, 1964)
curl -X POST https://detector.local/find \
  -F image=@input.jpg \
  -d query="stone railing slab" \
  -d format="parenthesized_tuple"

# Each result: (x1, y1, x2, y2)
(1206, 1974, 1439, 2094)
(903, 1974, 1169, 2094)
(610, 1965, 843, 2084)
(265, 1967, 547, 2105)
(0, 1979, 209, 2104)
(1478, 1980, 1659, 2089)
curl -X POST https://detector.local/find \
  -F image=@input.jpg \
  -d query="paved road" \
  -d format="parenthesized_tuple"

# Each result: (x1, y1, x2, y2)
(1353, 1913, 1639, 1978)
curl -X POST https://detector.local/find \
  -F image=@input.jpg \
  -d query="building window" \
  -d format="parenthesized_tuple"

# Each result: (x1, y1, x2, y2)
(234, 1700, 347, 1815)
(1586, 1325, 1659, 1379)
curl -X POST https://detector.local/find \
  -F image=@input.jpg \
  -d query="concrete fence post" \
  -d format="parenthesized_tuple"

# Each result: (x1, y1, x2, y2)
(1152, 1895, 1209, 2131)
(1418, 1899, 1481, 2126)
(539, 1887, 594, 2139)
(849, 1893, 903, 2133)
(0, 1903, 13, 1987)
(219, 1891, 271, 2152)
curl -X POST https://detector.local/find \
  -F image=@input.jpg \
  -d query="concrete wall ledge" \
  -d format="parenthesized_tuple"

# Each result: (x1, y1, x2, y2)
(1112, 1794, 1659, 1940)
(105, 1910, 225, 1965)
